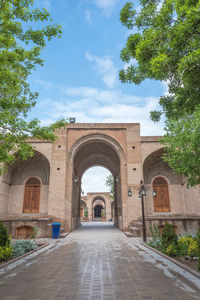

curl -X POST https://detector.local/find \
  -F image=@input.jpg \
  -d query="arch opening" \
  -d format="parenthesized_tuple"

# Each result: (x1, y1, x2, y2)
(94, 204, 103, 218)
(92, 197, 106, 221)
(71, 139, 122, 230)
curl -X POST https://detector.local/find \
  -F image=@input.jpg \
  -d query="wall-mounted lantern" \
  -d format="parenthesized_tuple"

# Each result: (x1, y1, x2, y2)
(141, 185, 146, 196)
(74, 177, 78, 183)
(116, 177, 120, 182)
(153, 190, 157, 197)
(128, 188, 132, 197)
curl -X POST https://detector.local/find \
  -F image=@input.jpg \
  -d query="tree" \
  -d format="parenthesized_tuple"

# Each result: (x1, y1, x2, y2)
(105, 175, 114, 198)
(161, 108, 200, 187)
(119, 1, 200, 186)
(0, 0, 67, 174)
(120, 0, 200, 120)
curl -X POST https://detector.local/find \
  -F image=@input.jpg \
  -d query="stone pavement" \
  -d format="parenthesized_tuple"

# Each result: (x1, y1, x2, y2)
(0, 222, 200, 300)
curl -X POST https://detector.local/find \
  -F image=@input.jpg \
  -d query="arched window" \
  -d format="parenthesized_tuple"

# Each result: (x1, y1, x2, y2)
(153, 177, 170, 212)
(23, 177, 40, 213)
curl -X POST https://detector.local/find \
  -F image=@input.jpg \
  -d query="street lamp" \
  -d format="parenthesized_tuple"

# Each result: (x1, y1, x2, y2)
(138, 180, 147, 242)
(128, 188, 132, 197)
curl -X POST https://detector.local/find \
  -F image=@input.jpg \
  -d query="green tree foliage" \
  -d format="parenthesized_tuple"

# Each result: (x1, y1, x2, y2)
(161, 108, 200, 187)
(0, 0, 67, 174)
(120, 1, 200, 186)
(120, 0, 200, 119)
(105, 174, 114, 198)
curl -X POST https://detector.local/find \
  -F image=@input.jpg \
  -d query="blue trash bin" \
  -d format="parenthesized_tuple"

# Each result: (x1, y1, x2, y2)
(52, 222, 61, 239)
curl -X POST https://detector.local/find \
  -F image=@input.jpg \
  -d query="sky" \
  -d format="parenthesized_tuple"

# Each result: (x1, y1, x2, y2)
(28, 0, 166, 194)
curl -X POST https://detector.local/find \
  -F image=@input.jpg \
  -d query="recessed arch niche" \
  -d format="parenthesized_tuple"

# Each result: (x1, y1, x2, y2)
(4, 150, 50, 215)
(6, 150, 50, 185)
(143, 148, 183, 185)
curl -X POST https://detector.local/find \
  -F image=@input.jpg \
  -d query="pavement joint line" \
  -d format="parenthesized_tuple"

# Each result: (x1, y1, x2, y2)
(142, 242, 200, 279)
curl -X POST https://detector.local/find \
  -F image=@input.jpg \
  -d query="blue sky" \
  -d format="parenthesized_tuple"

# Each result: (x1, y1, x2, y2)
(29, 0, 166, 193)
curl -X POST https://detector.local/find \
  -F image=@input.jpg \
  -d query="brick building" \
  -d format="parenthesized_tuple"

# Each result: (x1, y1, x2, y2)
(0, 123, 200, 237)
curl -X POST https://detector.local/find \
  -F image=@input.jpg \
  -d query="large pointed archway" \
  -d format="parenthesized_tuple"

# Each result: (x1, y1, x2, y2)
(67, 133, 126, 231)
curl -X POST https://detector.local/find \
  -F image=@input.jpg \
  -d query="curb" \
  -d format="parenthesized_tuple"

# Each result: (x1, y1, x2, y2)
(142, 242, 200, 279)
(0, 243, 49, 269)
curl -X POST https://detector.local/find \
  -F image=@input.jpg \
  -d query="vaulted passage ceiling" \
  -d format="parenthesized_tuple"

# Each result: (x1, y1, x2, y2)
(73, 140, 120, 177)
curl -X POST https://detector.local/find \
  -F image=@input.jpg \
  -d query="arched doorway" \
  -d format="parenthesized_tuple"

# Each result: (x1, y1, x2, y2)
(23, 177, 41, 213)
(153, 177, 170, 212)
(92, 197, 106, 221)
(94, 205, 103, 218)
(69, 135, 124, 231)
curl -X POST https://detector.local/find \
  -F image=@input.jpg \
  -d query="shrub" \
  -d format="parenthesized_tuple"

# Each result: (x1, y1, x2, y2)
(0, 242, 13, 262)
(149, 224, 160, 241)
(32, 227, 38, 239)
(188, 240, 198, 258)
(0, 235, 12, 262)
(166, 244, 178, 257)
(0, 221, 12, 262)
(161, 222, 178, 251)
(148, 238, 162, 250)
(0, 221, 10, 247)
(196, 228, 200, 270)
(178, 236, 193, 256)
(12, 240, 38, 258)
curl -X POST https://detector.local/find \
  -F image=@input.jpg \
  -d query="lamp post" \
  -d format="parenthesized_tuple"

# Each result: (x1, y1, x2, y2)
(138, 180, 147, 242)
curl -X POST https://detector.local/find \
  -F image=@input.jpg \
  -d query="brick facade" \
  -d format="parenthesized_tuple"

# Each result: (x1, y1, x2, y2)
(0, 123, 200, 237)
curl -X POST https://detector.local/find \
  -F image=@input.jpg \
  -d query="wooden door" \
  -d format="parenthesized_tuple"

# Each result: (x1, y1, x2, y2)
(153, 177, 170, 212)
(23, 178, 40, 213)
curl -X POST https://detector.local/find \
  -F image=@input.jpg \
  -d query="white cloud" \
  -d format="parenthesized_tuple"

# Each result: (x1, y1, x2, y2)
(162, 80, 170, 96)
(36, 0, 51, 9)
(85, 10, 92, 24)
(38, 86, 164, 136)
(123, 58, 137, 71)
(93, 0, 119, 16)
(35, 79, 54, 90)
(81, 167, 111, 194)
(86, 52, 117, 89)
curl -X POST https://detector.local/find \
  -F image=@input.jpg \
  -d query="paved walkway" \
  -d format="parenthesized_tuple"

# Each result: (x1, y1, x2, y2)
(0, 222, 200, 300)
